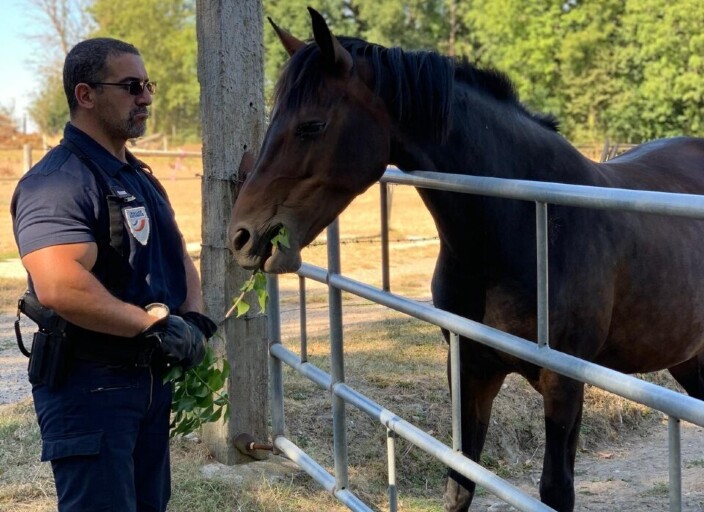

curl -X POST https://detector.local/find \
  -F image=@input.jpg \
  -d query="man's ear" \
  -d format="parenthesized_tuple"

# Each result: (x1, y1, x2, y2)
(74, 83, 96, 109)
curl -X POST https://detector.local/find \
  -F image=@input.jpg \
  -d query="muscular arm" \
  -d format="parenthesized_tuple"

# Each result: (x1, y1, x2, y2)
(22, 242, 158, 337)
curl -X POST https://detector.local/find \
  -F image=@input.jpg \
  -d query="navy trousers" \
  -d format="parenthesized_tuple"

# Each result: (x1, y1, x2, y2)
(32, 360, 172, 512)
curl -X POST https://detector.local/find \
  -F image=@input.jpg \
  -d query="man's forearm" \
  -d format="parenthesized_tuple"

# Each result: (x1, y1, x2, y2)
(30, 258, 157, 337)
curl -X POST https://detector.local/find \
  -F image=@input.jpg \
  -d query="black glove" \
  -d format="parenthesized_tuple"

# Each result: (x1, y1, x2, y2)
(141, 315, 207, 371)
(181, 311, 218, 339)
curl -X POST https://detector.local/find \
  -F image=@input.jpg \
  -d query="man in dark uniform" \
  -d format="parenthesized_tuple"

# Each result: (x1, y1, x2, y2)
(11, 38, 215, 511)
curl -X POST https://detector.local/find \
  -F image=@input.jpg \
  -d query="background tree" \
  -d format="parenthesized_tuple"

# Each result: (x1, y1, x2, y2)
(27, 73, 68, 135)
(23, 0, 704, 144)
(463, 1, 566, 125)
(24, 0, 95, 135)
(90, 0, 200, 140)
(263, 0, 357, 99)
(352, 0, 447, 51)
(604, 0, 704, 142)
(557, 0, 625, 141)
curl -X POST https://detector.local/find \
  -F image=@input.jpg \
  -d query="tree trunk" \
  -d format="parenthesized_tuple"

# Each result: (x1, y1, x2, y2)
(196, 0, 267, 464)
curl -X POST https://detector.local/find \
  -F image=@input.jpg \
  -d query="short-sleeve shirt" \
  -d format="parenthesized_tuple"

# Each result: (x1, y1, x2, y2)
(11, 123, 187, 311)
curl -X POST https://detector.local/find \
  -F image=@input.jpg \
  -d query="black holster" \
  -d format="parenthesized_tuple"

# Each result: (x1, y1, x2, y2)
(27, 330, 72, 388)
(16, 291, 71, 389)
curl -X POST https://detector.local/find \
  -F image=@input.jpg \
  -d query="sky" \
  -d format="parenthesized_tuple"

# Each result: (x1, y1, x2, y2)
(0, 1, 46, 133)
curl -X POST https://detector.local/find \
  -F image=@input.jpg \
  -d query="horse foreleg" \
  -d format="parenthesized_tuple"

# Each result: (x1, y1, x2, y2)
(668, 351, 704, 400)
(538, 372, 584, 512)
(444, 340, 506, 512)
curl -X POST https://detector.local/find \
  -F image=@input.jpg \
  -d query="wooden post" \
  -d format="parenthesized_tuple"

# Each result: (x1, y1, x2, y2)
(196, 0, 268, 464)
(23, 144, 32, 173)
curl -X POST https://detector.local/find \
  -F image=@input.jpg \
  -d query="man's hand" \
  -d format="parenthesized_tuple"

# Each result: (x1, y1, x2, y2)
(141, 313, 216, 371)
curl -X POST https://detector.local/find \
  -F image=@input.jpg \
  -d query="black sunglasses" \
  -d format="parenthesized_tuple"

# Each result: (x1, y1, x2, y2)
(89, 80, 157, 96)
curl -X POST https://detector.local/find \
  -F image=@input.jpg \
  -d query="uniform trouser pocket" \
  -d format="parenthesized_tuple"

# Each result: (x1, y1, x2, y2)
(41, 430, 102, 461)
(41, 431, 118, 511)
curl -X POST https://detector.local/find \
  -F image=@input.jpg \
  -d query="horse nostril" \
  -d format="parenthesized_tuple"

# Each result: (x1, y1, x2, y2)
(232, 228, 251, 252)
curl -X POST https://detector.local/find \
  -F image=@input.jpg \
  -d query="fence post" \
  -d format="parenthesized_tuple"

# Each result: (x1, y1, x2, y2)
(380, 182, 391, 291)
(668, 416, 682, 512)
(327, 219, 350, 491)
(23, 144, 32, 173)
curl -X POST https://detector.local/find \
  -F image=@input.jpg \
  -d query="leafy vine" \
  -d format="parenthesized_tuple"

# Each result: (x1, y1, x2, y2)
(166, 226, 289, 436)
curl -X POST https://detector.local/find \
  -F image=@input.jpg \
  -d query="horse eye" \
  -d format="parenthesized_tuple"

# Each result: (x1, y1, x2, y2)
(295, 121, 327, 140)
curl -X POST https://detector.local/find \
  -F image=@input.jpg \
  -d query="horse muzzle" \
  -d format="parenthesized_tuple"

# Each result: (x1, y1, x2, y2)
(229, 224, 302, 274)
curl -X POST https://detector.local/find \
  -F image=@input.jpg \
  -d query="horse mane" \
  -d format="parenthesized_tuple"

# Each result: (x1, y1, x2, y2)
(274, 37, 558, 143)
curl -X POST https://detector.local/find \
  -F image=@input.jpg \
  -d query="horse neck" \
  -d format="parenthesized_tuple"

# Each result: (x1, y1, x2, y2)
(389, 85, 597, 282)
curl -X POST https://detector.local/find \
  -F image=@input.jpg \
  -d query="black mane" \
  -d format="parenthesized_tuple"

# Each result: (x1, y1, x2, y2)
(274, 37, 558, 143)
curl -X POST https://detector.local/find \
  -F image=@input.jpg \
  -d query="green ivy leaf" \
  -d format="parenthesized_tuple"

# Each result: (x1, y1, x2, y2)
(166, 345, 230, 438)
(236, 300, 250, 317)
(271, 226, 290, 248)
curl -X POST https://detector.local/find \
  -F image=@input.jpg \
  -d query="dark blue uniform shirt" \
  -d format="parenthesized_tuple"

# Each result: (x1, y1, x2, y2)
(11, 123, 187, 311)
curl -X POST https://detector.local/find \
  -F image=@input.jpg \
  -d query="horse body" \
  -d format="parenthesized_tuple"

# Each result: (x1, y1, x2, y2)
(230, 9, 704, 511)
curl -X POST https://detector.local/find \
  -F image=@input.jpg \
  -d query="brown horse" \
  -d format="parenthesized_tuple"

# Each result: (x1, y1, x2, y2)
(229, 8, 704, 511)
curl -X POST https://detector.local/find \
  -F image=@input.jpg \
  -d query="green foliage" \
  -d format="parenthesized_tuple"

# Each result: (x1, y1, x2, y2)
(26, 0, 704, 143)
(227, 270, 269, 319)
(165, 345, 230, 437)
(226, 225, 290, 319)
(461, 0, 704, 142)
(28, 71, 69, 136)
(603, 0, 704, 141)
(352, 0, 449, 51)
(270, 225, 291, 248)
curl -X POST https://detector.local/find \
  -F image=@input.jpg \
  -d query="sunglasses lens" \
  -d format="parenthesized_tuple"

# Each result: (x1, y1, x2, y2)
(128, 81, 143, 95)
(127, 81, 156, 95)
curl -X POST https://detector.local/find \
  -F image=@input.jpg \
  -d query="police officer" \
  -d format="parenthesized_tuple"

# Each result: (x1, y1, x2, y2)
(10, 38, 215, 511)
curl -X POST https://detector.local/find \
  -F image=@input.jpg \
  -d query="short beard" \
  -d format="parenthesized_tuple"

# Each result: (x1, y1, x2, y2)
(125, 108, 149, 139)
(101, 108, 149, 141)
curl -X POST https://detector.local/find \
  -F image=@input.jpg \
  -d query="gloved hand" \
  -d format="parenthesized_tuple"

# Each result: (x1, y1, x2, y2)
(180, 311, 218, 339)
(141, 314, 212, 371)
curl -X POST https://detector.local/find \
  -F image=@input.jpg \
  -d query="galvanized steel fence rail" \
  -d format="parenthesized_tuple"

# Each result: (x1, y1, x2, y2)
(265, 167, 704, 512)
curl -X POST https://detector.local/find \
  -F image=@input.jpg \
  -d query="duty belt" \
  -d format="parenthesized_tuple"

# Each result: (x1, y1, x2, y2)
(68, 327, 160, 368)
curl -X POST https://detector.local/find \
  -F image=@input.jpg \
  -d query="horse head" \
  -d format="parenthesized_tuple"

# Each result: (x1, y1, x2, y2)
(229, 8, 391, 273)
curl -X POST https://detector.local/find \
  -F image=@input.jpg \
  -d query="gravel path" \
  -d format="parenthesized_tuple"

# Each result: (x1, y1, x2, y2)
(0, 313, 33, 404)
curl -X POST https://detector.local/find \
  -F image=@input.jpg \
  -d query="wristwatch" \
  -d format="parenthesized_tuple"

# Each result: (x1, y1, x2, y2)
(145, 303, 170, 319)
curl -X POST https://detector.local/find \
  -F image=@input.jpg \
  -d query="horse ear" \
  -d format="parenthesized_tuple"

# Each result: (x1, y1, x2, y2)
(308, 7, 353, 75)
(268, 17, 305, 56)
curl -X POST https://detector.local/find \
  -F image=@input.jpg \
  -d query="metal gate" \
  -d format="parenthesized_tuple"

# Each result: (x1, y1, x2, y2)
(265, 168, 704, 512)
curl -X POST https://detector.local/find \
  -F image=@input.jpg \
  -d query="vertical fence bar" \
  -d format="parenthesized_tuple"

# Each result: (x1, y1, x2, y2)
(327, 219, 349, 490)
(668, 416, 682, 512)
(450, 332, 462, 452)
(299, 276, 308, 362)
(535, 201, 549, 348)
(380, 182, 391, 291)
(387, 429, 398, 512)
(267, 274, 285, 438)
